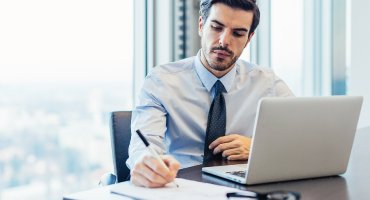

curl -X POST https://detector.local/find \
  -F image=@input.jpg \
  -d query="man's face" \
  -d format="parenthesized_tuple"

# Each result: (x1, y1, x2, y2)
(199, 3, 254, 77)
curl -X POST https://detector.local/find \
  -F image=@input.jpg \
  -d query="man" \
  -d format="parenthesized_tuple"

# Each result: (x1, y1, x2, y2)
(127, 0, 293, 188)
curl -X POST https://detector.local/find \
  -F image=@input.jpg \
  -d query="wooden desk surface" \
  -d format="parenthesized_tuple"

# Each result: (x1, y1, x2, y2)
(64, 127, 370, 200)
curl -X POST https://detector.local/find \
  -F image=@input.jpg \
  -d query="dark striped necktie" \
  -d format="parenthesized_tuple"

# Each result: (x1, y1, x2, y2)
(203, 80, 226, 164)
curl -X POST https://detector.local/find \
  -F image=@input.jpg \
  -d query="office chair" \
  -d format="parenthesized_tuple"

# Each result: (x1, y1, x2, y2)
(99, 111, 132, 186)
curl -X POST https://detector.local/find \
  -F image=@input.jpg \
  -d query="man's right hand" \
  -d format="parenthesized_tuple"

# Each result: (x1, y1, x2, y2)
(130, 155, 180, 188)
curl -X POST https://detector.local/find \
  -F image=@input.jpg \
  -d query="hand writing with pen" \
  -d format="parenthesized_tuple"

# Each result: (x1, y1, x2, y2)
(131, 130, 180, 188)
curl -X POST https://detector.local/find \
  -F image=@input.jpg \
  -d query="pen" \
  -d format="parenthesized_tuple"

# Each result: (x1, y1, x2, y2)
(136, 129, 179, 187)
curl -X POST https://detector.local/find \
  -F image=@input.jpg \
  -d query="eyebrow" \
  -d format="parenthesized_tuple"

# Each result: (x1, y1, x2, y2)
(210, 20, 249, 33)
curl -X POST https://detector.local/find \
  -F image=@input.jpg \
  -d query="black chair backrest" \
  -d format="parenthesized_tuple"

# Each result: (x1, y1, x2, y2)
(110, 111, 132, 182)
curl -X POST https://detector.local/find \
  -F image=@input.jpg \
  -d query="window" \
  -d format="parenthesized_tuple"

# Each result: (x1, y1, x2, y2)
(271, 0, 304, 96)
(247, 0, 341, 96)
(0, 0, 133, 199)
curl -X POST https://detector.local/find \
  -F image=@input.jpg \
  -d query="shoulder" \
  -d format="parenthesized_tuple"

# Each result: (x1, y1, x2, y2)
(149, 56, 195, 77)
(143, 56, 196, 88)
(236, 59, 276, 79)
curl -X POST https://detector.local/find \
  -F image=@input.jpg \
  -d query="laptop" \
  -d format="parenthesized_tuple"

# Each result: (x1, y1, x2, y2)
(202, 96, 363, 185)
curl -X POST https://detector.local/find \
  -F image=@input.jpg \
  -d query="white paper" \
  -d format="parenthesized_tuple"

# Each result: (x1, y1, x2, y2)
(110, 178, 248, 200)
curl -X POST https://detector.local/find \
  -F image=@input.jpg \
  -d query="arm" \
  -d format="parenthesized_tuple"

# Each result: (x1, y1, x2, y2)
(127, 74, 180, 187)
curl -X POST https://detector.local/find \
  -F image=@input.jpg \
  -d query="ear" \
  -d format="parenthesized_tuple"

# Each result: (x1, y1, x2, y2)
(198, 16, 204, 37)
(244, 32, 255, 48)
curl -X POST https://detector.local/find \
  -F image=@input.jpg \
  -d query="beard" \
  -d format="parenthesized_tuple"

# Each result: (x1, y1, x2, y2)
(204, 46, 238, 72)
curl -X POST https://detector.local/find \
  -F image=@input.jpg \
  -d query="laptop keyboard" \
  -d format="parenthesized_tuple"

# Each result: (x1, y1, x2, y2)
(226, 170, 246, 178)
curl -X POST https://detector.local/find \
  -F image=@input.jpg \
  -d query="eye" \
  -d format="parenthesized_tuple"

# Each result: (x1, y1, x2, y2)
(211, 25, 223, 32)
(233, 31, 245, 38)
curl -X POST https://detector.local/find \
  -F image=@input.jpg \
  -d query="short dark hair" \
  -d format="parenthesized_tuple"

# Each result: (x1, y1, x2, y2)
(199, 0, 260, 37)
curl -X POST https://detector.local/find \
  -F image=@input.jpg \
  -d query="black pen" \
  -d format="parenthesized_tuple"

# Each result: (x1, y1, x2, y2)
(136, 129, 179, 187)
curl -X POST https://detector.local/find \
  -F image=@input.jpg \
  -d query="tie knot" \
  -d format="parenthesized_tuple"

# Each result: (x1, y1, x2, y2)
(214, 80, 225, 96)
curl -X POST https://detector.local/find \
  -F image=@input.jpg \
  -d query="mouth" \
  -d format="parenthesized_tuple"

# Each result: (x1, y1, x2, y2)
(212, 49, 231, 59)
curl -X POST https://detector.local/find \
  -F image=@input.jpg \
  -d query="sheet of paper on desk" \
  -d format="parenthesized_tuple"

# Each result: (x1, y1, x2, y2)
(110, 178, 244, 200)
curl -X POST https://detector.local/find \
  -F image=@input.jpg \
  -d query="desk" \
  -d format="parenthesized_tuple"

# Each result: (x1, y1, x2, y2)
(64, 127, 370, 200)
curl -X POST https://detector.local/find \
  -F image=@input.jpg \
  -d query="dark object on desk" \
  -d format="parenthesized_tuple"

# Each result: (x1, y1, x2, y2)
(99, 111, 132, 186)
(226, 190, 300, 200)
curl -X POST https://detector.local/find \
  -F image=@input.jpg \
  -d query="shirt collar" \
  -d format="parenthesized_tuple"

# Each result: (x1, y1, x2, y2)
(194, 50, 237, 93)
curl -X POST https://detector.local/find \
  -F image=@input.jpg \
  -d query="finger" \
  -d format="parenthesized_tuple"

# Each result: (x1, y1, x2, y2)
(209, 135, 238, 149)
(143, 156, 173, 181)
(130, 170, 165, 188)
(162, 157, 180, 183)
(162, 156, 181, 175)
(133, 161, 169, 186)
(131, 162, 166, 187)
(227, 153, 249, 161)
(222, 148, 242, 157)
(213, 140, 241, 154)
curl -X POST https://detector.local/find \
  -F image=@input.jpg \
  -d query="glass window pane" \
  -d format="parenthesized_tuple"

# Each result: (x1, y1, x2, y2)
(0, 0, 133, 199)
(271, 0, 304, 96)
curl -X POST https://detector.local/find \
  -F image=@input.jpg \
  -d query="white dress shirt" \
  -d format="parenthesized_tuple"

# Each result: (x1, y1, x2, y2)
(127, 51, 294, 169)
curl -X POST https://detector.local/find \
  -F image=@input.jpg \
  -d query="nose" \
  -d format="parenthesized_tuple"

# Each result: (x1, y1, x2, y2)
(219, 30, 232, 47)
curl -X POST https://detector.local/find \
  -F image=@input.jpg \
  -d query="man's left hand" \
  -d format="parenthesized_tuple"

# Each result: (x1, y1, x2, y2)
(209, 134, 252, 160)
